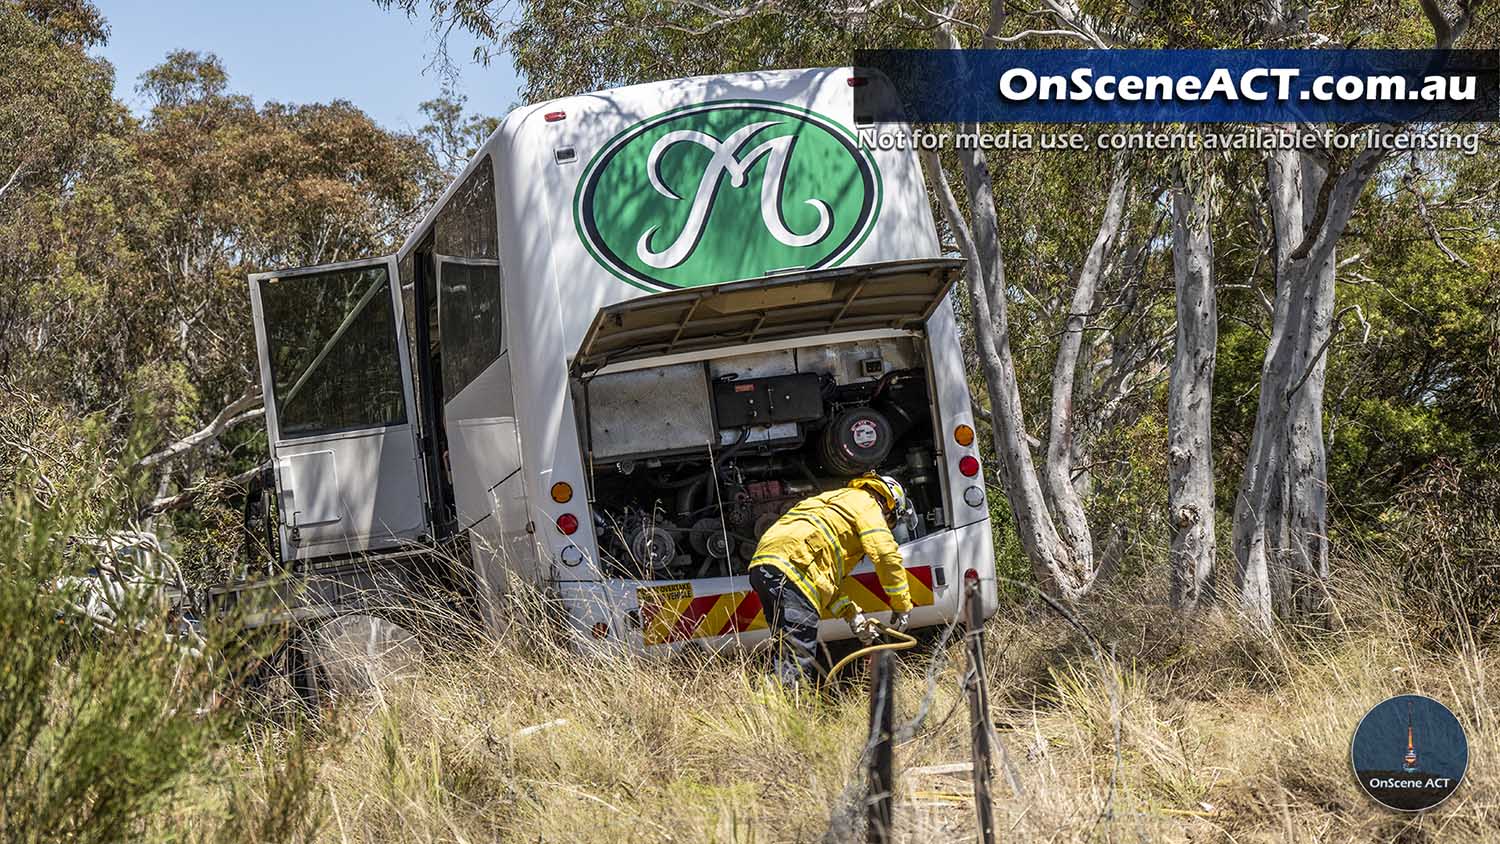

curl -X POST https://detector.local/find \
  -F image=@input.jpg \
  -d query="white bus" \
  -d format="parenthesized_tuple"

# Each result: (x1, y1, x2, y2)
(247, 67, 996, 650)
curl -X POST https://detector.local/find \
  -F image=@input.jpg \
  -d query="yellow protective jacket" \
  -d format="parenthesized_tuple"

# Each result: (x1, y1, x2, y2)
(748, 487, 913, 620)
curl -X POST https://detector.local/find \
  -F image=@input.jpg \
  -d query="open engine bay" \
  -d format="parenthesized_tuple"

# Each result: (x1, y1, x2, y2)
(575, 336, 948, 581)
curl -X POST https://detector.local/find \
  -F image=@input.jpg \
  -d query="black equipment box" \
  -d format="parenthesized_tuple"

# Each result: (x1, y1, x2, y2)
(713, 373, 823, 428)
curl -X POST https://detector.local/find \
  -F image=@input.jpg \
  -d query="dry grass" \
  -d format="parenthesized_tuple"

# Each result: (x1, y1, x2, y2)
(163, 563, 1498, 844)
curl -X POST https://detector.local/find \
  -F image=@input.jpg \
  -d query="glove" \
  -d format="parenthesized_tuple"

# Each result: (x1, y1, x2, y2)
(890, 611, 910, 633)
(848, 611, 880, 644)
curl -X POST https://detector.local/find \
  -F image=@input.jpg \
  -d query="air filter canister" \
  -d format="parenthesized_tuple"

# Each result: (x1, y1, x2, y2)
(817, 407, 894, 476)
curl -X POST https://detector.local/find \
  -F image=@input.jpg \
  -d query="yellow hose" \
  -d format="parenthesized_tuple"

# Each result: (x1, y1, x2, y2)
(825, 621, 918, 683)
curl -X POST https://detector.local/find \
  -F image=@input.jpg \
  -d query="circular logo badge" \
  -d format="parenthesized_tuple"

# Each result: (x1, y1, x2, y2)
(850, 418, 879, 448)
(1351, 694, 1468, 812)
(574, 101, 881, 291)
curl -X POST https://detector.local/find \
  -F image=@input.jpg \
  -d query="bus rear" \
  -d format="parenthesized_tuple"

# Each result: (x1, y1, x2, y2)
(491, 68, 997, 648)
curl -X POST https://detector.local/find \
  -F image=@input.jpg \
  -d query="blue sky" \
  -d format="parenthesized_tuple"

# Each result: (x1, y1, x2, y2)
(94, 0, 523, 133)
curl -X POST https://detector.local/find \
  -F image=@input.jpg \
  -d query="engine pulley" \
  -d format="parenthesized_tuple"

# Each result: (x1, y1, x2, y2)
(628, 523, 677, 571)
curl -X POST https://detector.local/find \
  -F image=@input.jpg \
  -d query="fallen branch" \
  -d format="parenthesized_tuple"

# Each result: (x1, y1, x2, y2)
(512, 719, 569, 739)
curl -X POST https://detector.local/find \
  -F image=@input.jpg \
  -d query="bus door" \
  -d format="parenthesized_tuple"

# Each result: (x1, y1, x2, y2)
(249, 256, 430, 561)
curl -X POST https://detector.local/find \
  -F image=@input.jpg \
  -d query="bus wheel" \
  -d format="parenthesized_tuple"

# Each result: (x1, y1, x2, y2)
(308, 614, 424, 699)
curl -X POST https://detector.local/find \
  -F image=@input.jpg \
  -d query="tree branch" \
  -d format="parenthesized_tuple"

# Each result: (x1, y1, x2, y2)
(0, 163, 27, 204)
(1035, 0, 1112, 49)
(136, 387, 263, 468)
(981, 0, 1006, 47)
(1286, 304, 1370, 401)
(1418, 0, 1475, 49)
(1290, 144, 1390, 269)
(1041, 150, 1130, 562)
(1403, 160, 1472, 268)
(989, 27, 1098, 45)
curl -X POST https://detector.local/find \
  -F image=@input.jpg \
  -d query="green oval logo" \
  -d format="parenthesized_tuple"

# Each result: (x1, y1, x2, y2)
(575, 101, 881, 291)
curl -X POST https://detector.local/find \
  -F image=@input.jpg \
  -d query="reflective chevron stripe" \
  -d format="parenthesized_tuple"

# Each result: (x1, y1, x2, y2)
(638, 565, 937, 646)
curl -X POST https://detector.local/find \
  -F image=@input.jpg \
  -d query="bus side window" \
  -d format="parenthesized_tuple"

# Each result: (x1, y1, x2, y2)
(435, 157, 497, 261)
(438, 261, 502, 397)
(434, 156, 504, 398)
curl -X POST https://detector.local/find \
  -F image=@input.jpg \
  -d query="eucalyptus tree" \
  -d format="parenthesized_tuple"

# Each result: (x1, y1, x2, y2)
(0, 0, 125, 391)
(0, 10, 447, 532)
(1230, 0, 1481, 629)
(1167, 156, 1217, 612)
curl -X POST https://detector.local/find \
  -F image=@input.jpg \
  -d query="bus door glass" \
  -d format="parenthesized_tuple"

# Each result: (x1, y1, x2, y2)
(434, 254, 523, 530)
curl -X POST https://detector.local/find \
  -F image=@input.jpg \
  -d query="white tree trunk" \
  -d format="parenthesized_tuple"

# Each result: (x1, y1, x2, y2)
(1043, 154, 1129, 577)
(1231, 0, 1473, 632)
(1234, 146, 1378, 628)
(1282, 153, 1335, 615)
(1232, 148, 1302, 628)
(922, 145, 1077, 597)
(921, 3, 1143, 602)
(1167, 164, 1217, 612)
(918, 14, 1094, 599)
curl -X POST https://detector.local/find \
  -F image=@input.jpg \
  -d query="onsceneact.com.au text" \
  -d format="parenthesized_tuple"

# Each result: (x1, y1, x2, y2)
(997, 67, 1480, 104)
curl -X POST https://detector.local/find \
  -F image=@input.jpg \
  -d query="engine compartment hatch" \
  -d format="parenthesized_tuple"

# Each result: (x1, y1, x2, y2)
(572, 258, 963, 375)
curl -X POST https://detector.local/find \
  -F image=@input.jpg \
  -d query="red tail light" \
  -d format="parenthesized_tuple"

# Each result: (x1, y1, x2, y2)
(556, 513, 579, 535)
(959, 455, 980, 477)
(544, 111, 566, 122)
(847, 76, 869, 87)
(964, 568, 979, 583)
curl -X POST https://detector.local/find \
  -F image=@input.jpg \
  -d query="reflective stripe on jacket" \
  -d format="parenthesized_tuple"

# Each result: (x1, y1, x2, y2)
(747, 487, 913, 619)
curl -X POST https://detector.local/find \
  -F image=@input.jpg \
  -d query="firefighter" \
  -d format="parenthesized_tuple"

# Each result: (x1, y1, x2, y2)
(747, 473, 915, 687)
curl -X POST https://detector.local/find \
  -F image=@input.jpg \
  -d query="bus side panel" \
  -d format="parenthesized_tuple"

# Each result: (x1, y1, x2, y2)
(492, 112, 607, 643)
(468, 469, 543, 629)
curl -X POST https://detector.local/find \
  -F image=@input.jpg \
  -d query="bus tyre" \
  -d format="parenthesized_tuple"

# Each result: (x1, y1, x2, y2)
(308, 614, 423, 698)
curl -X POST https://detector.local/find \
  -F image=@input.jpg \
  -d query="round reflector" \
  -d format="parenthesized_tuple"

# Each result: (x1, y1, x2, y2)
(551, 482, 573, 503)
(954, 424, 975, 447)
(556, 513, 579, 535)
(959, 455, 980, 477)
(963, 485, 985, 508)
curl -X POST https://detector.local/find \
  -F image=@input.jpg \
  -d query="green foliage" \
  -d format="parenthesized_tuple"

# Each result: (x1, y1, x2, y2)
(210, 727, 325, 844)
(137, 49, 229, 108)
(0, 389, 324, 841)
(0, 0, 459, 570)
(1325, 164, 1500, 515)
(0, 435, 239, 839)
(420, 84, 503, 178)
